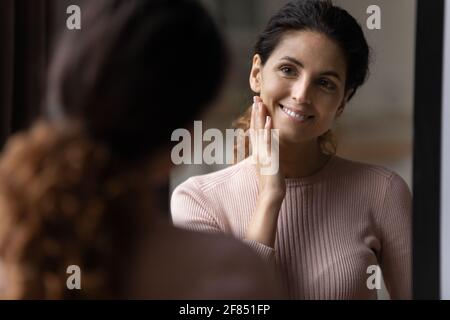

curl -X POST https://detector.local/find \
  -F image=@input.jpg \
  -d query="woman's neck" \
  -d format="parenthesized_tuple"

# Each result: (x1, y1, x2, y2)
(279, 139, 331, 178)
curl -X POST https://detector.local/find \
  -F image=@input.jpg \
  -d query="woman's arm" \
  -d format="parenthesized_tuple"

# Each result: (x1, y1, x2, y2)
(171, 97, 286, 261)
(171, 178, 278, 262)
(377, 172, 412, 299)
(244, 97, 286, 249)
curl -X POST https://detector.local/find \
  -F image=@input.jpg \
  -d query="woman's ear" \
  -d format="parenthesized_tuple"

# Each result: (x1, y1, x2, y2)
(249, 54, 262, 93)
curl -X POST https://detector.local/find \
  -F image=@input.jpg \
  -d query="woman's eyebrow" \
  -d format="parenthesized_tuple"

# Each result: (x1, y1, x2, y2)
(280, 56, 342, 81)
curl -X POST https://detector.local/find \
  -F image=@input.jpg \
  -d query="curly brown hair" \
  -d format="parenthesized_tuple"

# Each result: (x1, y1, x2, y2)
(0, 121, 152, 299)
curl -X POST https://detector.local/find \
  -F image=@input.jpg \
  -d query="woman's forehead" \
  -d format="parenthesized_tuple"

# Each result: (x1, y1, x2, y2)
(268, 30, 347, 75)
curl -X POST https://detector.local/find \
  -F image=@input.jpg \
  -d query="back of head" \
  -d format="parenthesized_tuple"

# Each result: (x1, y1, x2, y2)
(48, 0, 228, 160)
(0, 0, 227, 299)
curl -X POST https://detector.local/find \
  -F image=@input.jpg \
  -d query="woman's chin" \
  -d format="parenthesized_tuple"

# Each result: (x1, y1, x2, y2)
(272, 118, 318, 144)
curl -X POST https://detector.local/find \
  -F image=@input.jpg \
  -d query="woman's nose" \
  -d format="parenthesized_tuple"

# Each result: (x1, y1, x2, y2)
(291, 76, 312, 105)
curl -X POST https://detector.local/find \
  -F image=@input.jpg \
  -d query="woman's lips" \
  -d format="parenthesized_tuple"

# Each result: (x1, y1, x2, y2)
(279, 104, 314, 123)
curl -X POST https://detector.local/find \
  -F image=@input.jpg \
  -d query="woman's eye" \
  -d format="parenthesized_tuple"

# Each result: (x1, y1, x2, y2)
(318, 78, 336, 90)
(280, 66, 296, 76)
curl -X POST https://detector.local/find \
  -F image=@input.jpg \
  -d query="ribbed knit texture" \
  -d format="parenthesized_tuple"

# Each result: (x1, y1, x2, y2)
(171, 155, 412, 299)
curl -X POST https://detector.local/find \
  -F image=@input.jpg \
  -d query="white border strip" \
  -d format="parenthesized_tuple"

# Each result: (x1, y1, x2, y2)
(441, 0, 450, 300)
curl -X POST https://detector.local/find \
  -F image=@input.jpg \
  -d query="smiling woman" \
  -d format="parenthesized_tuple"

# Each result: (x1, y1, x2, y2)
(171, 0, 412, 300)
(249, 30, 350, 148)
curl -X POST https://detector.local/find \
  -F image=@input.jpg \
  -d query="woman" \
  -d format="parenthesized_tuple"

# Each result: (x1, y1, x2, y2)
(0, 0, 282, 299)
(171, 0, 411, 299)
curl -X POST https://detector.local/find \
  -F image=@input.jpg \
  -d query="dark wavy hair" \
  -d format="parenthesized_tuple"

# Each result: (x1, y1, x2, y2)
(233, 0, 370, 157)
(0, 0, 227, 299)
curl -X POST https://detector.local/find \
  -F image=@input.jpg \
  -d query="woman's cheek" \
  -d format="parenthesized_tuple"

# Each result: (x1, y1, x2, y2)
(261, 85, 283, 112)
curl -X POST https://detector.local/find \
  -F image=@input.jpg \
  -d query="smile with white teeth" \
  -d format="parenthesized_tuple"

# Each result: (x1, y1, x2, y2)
(279, 104, 313, 122)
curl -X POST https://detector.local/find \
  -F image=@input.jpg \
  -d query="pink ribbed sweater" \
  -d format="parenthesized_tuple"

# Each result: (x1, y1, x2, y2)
(170, 155, 412, 299)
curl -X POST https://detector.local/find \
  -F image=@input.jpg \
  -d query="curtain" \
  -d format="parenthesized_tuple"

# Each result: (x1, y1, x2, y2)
(0, 0, 55, 148)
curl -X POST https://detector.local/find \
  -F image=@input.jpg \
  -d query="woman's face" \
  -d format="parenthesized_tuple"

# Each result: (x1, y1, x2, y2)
(250, 30, 351, 144)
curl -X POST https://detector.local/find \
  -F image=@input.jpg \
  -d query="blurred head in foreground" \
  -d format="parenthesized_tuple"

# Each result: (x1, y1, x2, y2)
(0, 0, 279, 299)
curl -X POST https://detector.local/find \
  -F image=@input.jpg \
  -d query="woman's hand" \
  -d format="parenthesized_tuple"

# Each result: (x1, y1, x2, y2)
(245, 96, 286, 248)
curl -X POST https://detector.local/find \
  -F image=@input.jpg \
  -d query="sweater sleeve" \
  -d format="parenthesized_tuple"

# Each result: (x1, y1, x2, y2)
(242, 239, 276, 263)
(170, 178, 223, 234)
(171, 178, 276, 262)
(377, 172, 412, 299)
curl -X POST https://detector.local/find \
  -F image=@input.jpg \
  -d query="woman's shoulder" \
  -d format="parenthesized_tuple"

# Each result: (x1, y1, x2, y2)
(131, 224, 283, 299)
(333, 155, 408, 187)
(331, 156, 412, 201)
(158, 227, 284, 299)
